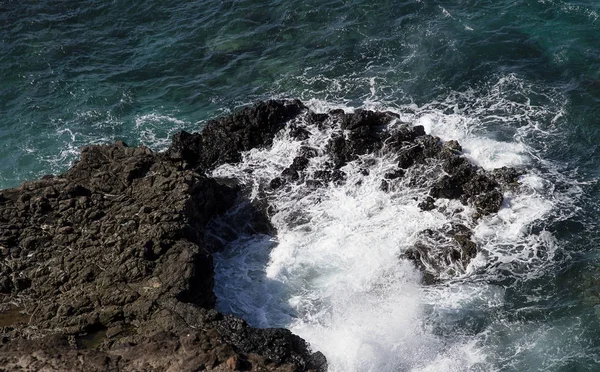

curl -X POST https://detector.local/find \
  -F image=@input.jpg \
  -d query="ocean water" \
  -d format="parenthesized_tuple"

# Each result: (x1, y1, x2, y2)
(1, 1, 600, 371)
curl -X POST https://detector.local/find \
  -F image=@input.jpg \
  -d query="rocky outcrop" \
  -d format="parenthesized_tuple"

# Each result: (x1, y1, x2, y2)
(166, 100, 306, 170)
(264, 107, 511, 218)
(403, 223, 478, 284)
(0, 100, 324, 371)
(250, 107, 520, 280)
(0, 99, 520, 370)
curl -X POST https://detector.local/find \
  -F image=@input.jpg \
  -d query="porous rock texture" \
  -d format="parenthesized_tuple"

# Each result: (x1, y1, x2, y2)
(0, 100, 325, 372)
(0, 99, 519, 370)
(260, 105, 520, 281)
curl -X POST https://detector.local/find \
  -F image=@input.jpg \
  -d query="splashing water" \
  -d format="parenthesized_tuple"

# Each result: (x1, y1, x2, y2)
(1, 0, 599, 369)
(210, 76, 582, 371)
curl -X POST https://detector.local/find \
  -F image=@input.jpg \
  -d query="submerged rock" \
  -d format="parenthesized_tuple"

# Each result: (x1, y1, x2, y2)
(402, 223, 478, 282)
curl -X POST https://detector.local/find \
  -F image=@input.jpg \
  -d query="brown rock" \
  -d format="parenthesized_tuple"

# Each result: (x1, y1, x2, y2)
(0, 101, 324, 372)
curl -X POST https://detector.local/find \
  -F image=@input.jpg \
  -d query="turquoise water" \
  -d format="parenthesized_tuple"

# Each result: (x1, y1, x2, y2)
(2, 0, 600, 370)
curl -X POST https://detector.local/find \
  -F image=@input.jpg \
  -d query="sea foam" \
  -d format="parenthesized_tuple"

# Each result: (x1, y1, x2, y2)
(211, 75, 578, 371)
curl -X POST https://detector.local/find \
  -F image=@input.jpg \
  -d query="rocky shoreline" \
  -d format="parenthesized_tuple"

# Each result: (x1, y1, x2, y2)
(0, 100, 518, 371)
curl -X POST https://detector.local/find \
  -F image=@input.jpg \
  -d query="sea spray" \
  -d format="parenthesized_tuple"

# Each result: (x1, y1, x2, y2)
(211, 77, 580, 371)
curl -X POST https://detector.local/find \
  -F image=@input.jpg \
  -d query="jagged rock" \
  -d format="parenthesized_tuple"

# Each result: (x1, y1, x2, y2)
(402, 223, 479, 281)
(307, 112, 329, 127)
(418, 196, 436, 211)
(281, 156, 311, 182)
(298, 146, 319, 159)
(429, 150, 505, 215)
(166, 130, 203, 167)
(473, 189, 504, 216)
(312, 169, 346, 185)
(270, 177, 284, 190)
(164, 100, 306, 171)
(196, 100, 306, 170)
(443, 140, 462, 153)
(492, 166, 523, 186)
(289, 124, 312, 141)
(430, 174, 466, 199)
(0, 99, 521, 369)
(385, 124, 426, 153)
(326, 109, 396, 168)
(384, 169, 405, 180)
(0, 114, 323, 370)
(310, 108, 516, 276)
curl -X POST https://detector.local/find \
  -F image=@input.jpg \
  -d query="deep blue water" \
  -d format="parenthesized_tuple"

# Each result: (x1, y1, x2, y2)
(1, 1, 600, 371)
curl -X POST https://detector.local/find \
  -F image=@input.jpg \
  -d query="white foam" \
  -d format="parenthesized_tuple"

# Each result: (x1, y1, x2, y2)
(211, 75, 577, 371)
(414, 112, 529, 169)
(213, 118, 486, 370)
(135, 113, 190, 151)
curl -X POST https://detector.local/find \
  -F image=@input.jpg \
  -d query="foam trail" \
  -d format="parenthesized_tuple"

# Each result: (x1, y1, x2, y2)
(135, 113, 191, 151)
(212, 76, 577, 371)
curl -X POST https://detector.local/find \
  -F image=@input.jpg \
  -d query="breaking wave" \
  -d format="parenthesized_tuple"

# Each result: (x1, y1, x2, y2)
(211, 76, 582, 371)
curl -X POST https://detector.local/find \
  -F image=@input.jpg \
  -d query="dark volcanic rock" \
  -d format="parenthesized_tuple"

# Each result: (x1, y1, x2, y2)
(326, 109, 396, 168)
(402, 223, 478, 281)
(316, 108, 518, 277)
(418, 196, 436, 211)
(312, 168, 346, 185)
(289, 124, 312, 141)
(168, 100, 306, 171)
(166, 130, 203, 168)
(281, 156, 311, 182)
(492, 166, 523, 186)
(0, 99, 520, 370)
(0, 114, 323, 370)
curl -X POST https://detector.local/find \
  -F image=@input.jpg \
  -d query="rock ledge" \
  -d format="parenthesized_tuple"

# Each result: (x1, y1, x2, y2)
(0, 99, 519, 370)
(0, 100, 324, 372)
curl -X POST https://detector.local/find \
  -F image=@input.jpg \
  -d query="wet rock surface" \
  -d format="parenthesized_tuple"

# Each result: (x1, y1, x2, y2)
(0, 99, 519, 370)
(0, 100, 324, 372)
(403, 223, 478, 284)
(257, 106, 520, 280)
(167, 100, 306, 171)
